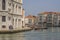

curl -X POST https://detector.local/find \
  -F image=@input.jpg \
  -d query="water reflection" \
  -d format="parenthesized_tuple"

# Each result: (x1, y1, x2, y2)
(0, 27, 60, 40)
(48, 27, 60, 32)
(0, 33, 24, 40)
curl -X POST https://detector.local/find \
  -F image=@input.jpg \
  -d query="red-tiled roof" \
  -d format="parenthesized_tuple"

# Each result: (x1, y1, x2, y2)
(39, 12, 60, 14)
(25, 15, 37, 19)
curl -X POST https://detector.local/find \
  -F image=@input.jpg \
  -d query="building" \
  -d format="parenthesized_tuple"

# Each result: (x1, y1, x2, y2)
(22, 8, 25, 28)
(38, 12, 60, 27)
(0, 0, 23, 31)
(46, 12, 54, 27)
(53, 13, 60, 27)
(58, 14, 60, 26)
(38, 12, 47, 28)
(46, 12, 59, 27)
(25, 15, 37, 27)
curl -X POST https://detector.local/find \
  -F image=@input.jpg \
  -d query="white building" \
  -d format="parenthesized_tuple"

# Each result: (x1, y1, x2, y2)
(22, 9, 25, 28)
(0, 0, 23, 31)
(46, 12, 59, 27)
(53, 13, 58, 27)
(25, 17, 29, 26)
(38, 12, 47, 27)
(25, 15, 38, 27)
(38, 12, 60, 27)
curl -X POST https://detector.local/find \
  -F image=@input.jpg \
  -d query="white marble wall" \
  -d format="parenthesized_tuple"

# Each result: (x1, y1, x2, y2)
(0, 0, 23, 30)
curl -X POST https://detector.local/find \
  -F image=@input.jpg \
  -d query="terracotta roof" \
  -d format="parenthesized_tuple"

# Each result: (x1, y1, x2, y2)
(25, 15, 37, 19)
(39, 12, 60, 14)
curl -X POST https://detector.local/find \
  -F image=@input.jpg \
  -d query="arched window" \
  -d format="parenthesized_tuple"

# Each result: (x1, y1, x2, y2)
(9, 25, 13, 30)
(2, 0, 5, 10)
(2, 25, 6, 28)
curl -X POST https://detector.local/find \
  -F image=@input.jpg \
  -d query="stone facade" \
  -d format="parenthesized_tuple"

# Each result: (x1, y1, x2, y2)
(0, 0, 23, 31)
(22, 9, 25, 28)
(38, 12, 47, 27)
(25, 15, 37, 27)
(38, 12, 60, 27)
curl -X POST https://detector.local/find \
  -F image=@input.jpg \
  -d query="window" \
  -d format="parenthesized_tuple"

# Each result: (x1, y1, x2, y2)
(2, 16, 6, 22)
(19, 6, 21, 9)
(8, 17, 11, 20)
(16, 5, 17, 8)
(38, 22, 42, 24)
(15, 19, 17, 22)
(29, 19, 32, 23)
(2, 25, 6, 28)
(2, 0, 5, 10)
(12, 19, 14, 25)
(9, 25, 13, 29)
(13, 4, 14, 7)
(11, 0, 13, 1)
(8, 8, 11, 12)
(8, 2, 11, 6)
(18, 19, 21, 21)
(13, 19, 14, 21)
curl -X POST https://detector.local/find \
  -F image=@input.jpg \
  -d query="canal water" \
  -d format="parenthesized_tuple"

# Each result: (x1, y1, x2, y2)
(0, 27, 60, 40)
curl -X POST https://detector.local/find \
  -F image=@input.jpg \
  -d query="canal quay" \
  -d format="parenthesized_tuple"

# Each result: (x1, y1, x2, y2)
(0, 0, 60, 40)
(0, 27, 60, 40)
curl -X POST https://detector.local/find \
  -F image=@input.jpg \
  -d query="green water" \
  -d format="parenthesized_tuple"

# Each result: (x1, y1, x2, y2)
(0, 27, 60, 40)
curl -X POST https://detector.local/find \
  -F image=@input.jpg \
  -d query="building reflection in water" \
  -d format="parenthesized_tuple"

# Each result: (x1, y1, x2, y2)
(0, 27, 60, 40)
(0, 33, 24, 40)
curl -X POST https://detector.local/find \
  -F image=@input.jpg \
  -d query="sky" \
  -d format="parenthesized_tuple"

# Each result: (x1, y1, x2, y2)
(23, 0, 60, 16)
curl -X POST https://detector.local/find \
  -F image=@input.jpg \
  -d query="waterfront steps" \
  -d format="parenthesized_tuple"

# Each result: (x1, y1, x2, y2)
(0, 27, 32, 34)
